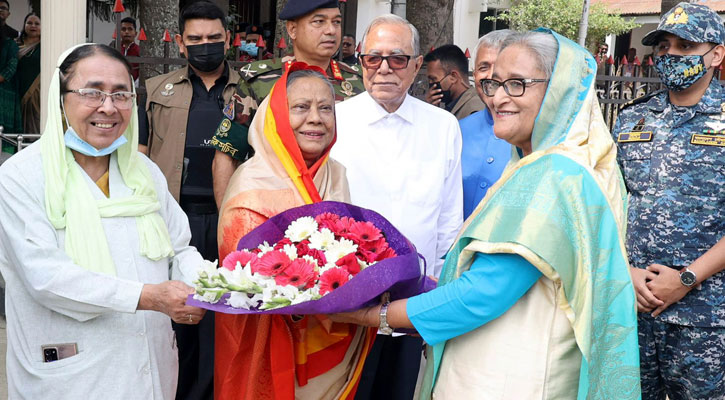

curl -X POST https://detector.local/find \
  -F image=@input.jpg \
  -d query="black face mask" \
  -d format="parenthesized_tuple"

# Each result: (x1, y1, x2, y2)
(185, 41, 226, 72)
(430, 74, 453, 106)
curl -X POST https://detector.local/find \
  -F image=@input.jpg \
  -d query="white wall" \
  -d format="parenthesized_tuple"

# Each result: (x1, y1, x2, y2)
(355, 0, 393, 48)
(5, 0, 32, 37)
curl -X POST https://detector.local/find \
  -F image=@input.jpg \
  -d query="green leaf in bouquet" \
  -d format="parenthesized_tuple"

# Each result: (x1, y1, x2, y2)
(259, 297, 292, 310)
(196, 287, 229, 303)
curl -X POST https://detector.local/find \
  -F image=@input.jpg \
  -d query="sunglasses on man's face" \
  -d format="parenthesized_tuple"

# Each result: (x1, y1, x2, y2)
(359, 54, 412, 70)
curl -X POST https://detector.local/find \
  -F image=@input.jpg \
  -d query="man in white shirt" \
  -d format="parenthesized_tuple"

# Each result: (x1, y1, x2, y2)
(332, 14, 463, 400)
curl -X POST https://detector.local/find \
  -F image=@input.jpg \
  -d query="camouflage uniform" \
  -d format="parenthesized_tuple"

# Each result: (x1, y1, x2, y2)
(613, 4, 725, 399)
(210, 56, 365, 161)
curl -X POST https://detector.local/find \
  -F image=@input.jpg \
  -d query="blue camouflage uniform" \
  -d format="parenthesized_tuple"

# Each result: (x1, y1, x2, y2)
(613, 3, 725, 399)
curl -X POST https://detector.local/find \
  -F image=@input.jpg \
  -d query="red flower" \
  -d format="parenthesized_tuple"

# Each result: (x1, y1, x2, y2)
(255, 250, 291, 276)
(357, 249, 378, 264)
(250, 247, 262, 254)
(222, 250, 258, 271)
(274, 238, 293, 249)
(274, 258, 316, 288)
(296, 240, 311, 257)
(335, 253, 361, 275)
(375, 246, 397, 261)
(315, 212, 340, 231)
(333, 216, 354, 235)
(306, 248, 327, 267)
(348, 221, 383, 243)
(319, 267, 350, 295)
(358, 238, 390, 263)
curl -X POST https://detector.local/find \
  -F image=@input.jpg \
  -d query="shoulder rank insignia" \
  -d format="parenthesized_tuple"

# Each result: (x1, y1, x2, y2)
(618, 131, 653, 143)
(691, 133, 725, 146)
(223, 101, 235, 120)
(330, 60, 344, 81)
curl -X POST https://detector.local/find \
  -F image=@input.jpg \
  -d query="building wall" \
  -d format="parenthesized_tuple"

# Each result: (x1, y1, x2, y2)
(6, 0, 32, 36)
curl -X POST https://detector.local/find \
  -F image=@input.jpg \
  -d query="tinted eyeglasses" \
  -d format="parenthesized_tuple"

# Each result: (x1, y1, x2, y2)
(480, 78, 549, 97)
(359, 54, 412, 70)
(66, 88, 136, 109)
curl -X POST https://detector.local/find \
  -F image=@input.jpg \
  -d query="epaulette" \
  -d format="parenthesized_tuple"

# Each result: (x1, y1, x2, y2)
(237, 58, 285, 82)
(337, 60, 362, 76)
(620, 89, 665, 111)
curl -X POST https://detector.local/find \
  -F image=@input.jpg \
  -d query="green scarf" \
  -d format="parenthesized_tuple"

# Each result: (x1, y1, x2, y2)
(40, 43, 173, 276)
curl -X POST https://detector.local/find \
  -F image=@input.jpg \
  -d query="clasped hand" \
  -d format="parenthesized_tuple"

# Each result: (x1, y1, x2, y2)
(138, 281, 206, 324)
(630, 263, 693, 317)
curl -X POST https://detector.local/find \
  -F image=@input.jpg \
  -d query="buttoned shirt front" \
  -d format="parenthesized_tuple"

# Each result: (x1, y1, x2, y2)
(613, 79, 725, 327)
(332, 92, 463, 277)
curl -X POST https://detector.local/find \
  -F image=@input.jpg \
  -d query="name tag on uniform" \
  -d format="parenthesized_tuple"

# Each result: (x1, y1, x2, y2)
(617, 131, 653, 143)
(690, 133, 725, 147)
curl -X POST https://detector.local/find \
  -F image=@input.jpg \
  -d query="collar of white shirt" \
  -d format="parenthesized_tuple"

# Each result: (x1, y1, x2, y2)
(359, 91, 415, 126)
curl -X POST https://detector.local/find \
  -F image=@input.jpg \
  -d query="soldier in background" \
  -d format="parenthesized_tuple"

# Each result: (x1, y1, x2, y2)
(612, 3, 725, 399)
(210, 0, 364, 207)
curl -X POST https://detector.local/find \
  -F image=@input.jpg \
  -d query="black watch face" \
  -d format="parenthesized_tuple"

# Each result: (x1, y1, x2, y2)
(681, 271, 696, 286)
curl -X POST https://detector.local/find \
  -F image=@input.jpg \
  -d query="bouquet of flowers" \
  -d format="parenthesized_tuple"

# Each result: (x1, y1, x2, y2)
(187, 201, 433, 314)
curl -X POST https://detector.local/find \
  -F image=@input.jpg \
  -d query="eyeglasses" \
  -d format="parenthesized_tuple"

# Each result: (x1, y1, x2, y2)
(66, 88, 136, 110)
(359, 54, 412, 70)
(480, 78, 549, 97)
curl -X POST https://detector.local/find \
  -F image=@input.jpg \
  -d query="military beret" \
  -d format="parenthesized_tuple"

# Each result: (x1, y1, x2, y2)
(279, 0, 339, 21)
(642, 2, 725, 46)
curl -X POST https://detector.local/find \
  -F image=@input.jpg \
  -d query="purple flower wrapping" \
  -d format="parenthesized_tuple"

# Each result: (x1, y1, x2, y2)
(187, 201, 435, 314)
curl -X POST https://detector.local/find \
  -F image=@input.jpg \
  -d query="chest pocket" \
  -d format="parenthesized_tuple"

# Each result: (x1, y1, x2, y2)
(678, 139, 725, 197)
(618, 139, 654, 194)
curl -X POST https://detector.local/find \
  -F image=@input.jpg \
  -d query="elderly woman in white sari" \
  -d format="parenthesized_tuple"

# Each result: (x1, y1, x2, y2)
(0, 44, 206, 398)
(333, 30, 641, 399)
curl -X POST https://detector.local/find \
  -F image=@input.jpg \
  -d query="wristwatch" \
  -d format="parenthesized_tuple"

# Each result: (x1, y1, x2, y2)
(379, 297, 394, 335)
(680, 267, 697, 287)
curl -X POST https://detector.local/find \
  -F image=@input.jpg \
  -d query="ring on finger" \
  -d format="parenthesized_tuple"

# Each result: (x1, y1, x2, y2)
(188, 314, 193, 323)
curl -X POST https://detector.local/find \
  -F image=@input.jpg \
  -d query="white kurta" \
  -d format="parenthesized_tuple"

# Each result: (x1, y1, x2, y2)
(0, 143, 203, 399)
(332, 92, 463, 277)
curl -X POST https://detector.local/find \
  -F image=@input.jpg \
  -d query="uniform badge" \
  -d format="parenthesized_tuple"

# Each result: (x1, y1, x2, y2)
(219, 118, 232, 134)
(691, 133, 725, 147)
(161, 83, 174, 96)
(341, 81, 354, 97)
(632, 117, 646, 132)
(352, 65, 359, 72)
(617, 131, 653, 143)
(665, 7, 688, 25)
(240, 64, 257, 77)
(223, 101, 235, 120)
(259, 64, 267, 70)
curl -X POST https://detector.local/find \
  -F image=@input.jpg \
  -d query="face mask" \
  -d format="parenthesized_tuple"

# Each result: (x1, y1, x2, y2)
(185, 41, 226, 72)
(241, 42, 258, 57)
(61, 97, 128, 157)
(654, 46, 714, 91)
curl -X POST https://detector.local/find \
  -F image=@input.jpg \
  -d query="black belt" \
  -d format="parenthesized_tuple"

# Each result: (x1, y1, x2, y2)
(180, 201, 217, 215)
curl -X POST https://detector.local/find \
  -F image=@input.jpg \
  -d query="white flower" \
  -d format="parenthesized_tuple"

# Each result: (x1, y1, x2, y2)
(309, 228, 336, 250)
(318, 262, 337, 274)
(282, 244, 298, 261)
(226, 292, 253, 309)
(291, 289, 314, 305)
(284, 217, 318, 242)
(197, 259, 218, 278)
(301, 255, 318, 266)
(257, 241, 274, 255)
(277, 284, 300, 300)
(324, 238, 358, 262)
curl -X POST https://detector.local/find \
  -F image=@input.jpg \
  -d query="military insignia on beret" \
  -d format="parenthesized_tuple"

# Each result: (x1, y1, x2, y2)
(691, 133, 725, 146)
(618, 131, 653, 143)
(219, 118, 232, 134)
(223, 101, 235, 120)
(665, 7, 688, 25)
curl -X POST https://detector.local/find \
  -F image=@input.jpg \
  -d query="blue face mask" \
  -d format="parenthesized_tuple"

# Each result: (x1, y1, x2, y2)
(241, 42, 258, 57)
(61, 98, 128, 157)
(654, 46, 715, 91)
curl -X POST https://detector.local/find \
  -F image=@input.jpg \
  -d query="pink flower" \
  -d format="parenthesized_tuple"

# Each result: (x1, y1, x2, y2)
(222, 250, 258, 271)
(307, 248, 327, 267)
(274, 238, 293, 250)
(255, 250, 291, 276)
(335, 253, 361, 275)
(296, 240, 311, 257)
(315, 212, 340, 231)
(319, 267, 350, 295)
(375, 246, 397, 262)
(274, 258, 316, 288)
(358, 238, 389, 263)
(348, 221, 383, 243)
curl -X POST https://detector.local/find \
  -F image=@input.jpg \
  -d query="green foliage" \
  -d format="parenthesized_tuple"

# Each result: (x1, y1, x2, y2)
(490, 0, 639, 47)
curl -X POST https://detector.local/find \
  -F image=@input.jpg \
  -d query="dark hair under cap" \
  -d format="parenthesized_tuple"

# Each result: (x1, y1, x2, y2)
(179, 0, 225, 35)
(279, 0, 339, 21)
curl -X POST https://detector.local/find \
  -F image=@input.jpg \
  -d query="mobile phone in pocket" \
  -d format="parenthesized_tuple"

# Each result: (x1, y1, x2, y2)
(42, 343, 78, 363)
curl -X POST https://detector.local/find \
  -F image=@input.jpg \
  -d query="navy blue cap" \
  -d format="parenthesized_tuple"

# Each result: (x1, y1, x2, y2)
(279, 0, 340, 21)
(642, 2, 725, 45)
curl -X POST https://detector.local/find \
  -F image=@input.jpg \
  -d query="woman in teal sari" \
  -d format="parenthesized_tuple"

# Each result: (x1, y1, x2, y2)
(332, 30, 641, 399)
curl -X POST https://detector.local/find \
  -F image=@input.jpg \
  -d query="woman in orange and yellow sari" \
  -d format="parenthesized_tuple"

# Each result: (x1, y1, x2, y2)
(214, 62, 375, 400)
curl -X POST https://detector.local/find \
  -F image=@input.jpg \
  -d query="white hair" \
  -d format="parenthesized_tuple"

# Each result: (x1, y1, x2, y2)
(499, 31, 558, 79)
(287, 69, 335, 99)
(474, 29, 516, 61)
(360, 14, 420, 56)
